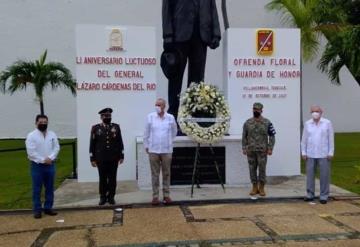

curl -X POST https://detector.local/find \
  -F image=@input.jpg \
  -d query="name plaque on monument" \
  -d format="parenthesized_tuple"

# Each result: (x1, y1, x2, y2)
(171, 147, 225, 185)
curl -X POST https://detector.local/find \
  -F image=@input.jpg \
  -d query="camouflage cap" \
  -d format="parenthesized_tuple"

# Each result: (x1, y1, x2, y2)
(253, 102, 263, 110)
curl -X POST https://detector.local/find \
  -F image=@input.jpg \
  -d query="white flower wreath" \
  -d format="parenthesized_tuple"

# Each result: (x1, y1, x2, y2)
(178, 82, 231, 144)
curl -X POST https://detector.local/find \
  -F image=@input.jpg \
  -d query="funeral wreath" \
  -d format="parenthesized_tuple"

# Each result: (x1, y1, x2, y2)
(178, 82, 231, 144)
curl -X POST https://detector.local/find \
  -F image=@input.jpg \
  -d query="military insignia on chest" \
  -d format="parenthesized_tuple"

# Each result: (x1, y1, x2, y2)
(111, 127, 117, 137)
(97, 128, 102, 135)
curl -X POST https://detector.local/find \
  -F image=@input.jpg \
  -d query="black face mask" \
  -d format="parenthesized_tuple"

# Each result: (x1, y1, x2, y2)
(37, 124, 48, 132)
(253, 111, 261, 118)
(103, 118, 111, 124)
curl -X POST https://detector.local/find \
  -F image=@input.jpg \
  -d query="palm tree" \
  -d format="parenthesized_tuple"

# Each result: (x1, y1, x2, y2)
(266, 0, 360, 86)
(0, 50, 76, 114)
(266, 0, 339, 61)
(318, 26, 360, 84)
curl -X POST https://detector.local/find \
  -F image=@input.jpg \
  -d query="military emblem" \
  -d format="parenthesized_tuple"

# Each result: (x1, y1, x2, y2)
(109, 28, 124, 51)
(257, 29, 274, 56)
(111, 126, 117, 137)
(97, 128, 102, 135)
(267, 123, 276, 136)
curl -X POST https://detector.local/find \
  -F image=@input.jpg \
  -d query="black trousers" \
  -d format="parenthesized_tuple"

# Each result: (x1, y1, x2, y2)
(168, 33, 207, 120)
(97, 161, 118, 199)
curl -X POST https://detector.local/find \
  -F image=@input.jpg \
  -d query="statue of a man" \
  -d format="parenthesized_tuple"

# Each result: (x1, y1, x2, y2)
(162, 0, 221, 122)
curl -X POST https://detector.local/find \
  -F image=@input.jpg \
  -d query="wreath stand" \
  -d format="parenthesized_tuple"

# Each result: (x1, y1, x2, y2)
(182, 116, 228, 197)
(177, 82, 231, 198)
(190, 142, 226, 197)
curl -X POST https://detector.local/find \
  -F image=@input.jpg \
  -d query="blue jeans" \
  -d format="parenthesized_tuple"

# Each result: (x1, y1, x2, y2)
(31, 162, 55, 213)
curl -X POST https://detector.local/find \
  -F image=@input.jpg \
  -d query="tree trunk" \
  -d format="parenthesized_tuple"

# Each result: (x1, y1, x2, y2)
(40, 100, 44, 115)
(221, 0, 229, 30)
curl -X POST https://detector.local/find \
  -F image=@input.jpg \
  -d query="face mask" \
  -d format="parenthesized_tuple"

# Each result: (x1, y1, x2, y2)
(253, 111, 261, 118)
(103, 118, 111, 124)
(311, 112, 320, 120)
(155, 106, 162, 114)
(37, 124, 48, 132)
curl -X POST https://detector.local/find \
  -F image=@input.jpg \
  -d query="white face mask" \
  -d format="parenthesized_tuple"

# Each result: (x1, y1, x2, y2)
(155, 106, 162, 114)
(311, 112, 321, 120)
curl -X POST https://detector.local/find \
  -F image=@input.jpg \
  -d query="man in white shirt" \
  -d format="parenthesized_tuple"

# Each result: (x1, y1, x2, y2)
(25, 115, 60, 218)
(144, 98, 177, 205)
(301, 106, 334, 204)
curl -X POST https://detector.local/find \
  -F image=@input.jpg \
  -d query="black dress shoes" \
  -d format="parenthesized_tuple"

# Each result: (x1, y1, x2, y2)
(33, 212, 42, 219)
(304, 197, 314, 202)
(99, 197, 107, 205)
(320, 200, 327, 204)
(44, 209, 58, 216)
(108, 197, 116, 205)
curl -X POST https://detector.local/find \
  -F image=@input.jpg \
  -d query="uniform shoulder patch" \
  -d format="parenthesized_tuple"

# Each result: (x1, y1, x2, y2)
(268, 122, 276, 136)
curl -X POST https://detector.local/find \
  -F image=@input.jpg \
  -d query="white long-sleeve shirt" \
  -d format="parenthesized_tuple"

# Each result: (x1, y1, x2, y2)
(301, 117, 334, 158)
(25, 129, 60, 163)
(143, 112, 177, 154)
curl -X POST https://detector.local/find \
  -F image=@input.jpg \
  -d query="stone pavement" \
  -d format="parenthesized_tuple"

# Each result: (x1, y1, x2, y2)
(54, 176, 355, 207)
(1, 198, 360, 247)
(1, 176, 360, 246)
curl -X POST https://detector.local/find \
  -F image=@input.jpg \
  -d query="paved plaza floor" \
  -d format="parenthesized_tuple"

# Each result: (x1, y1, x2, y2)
(1, 176, 360, 247)
(54, 176, 355, 207)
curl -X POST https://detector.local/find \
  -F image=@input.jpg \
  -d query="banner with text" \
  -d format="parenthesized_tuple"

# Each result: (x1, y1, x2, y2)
(76, 25, 156, 182)
(225, 28, 301, 176)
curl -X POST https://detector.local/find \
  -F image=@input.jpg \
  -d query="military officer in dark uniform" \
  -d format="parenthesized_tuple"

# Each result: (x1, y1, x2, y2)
(89, 108, 124, 205)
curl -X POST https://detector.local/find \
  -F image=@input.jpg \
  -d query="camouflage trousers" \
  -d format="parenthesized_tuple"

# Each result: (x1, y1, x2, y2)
(247, 151, 268, 184)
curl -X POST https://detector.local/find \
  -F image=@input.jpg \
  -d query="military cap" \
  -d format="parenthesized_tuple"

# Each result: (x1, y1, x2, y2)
(253, 102, 263, 110)
(98, 108, 113, 114)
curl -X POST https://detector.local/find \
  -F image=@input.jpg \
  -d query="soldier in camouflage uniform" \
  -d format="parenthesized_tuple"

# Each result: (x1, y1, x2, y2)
(242, 102, 276, 196)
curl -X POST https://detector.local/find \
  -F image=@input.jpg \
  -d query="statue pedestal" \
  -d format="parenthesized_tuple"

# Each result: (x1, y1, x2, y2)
(136, 135, 250, 189)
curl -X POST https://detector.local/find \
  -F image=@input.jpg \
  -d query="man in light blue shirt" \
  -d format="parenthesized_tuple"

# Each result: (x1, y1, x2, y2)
(301, 106, 334, 204)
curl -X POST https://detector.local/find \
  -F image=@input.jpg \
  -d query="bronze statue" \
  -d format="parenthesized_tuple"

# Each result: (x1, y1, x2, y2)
(162, 0, 221, 123)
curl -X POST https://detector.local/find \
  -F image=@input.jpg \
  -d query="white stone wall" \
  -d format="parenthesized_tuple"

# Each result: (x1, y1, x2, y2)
(0, 0, 359, 138)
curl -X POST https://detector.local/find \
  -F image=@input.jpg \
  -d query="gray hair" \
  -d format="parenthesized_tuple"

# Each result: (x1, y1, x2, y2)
(310, 105, 323, 112)
(156, 98, 167, 106)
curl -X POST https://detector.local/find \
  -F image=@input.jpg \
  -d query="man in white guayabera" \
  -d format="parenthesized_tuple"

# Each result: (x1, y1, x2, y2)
(143, 98, 177, 205)
(301, 105, 334, 204)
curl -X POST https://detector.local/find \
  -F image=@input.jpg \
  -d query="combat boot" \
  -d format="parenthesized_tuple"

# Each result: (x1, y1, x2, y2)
(249, 183, 259, 196)
(258, 182, 266, 196)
